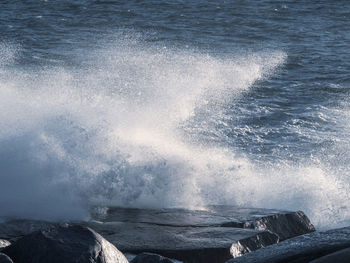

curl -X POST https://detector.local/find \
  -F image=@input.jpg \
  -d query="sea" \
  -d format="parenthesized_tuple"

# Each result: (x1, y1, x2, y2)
(0, 0, 349, 230)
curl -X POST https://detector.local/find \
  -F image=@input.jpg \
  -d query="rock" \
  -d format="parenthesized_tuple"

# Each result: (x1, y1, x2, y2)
(0, 253, 13, 263)
(238, 210, 315, 241)
(92, 206, 315, 241)
(0, 219, 55, 242)
(85, 221, 278, 263)
(131, 252, 174, 263)
(2, 224, 129, 263)
(309, 247, 350, 263)
(226, 226, 350, 263)
(124, 253, 138, 262)
(0, 240, 10, 250)
(0, 206, 315, 263)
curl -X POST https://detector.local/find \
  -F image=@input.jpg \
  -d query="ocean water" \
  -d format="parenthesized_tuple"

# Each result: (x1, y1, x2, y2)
(0, 0, 350, 229)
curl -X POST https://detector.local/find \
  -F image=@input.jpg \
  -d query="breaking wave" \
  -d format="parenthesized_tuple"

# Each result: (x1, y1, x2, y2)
(0, 37, 349, 229)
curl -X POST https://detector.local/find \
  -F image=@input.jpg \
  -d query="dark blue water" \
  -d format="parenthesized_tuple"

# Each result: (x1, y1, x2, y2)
(1, 0, 350, 229)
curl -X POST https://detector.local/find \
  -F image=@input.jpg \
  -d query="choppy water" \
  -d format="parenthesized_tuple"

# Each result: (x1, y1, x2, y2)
(0, 0, 350, 229)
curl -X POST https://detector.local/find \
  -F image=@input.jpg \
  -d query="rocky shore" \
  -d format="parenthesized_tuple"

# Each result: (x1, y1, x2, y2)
(0, 205, 344, 263)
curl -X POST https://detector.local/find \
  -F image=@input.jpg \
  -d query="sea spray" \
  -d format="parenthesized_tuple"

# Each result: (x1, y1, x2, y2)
(1, 37, 348, 229)
(0, 39, 283, 220)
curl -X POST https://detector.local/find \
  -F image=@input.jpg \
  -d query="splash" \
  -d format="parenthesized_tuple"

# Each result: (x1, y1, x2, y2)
(1, 38, 348, 229)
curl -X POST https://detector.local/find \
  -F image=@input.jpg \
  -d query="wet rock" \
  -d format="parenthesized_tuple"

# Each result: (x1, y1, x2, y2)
(0, 253, 13, 263)
(0, 219, 55, 242)
(92, 206, 315, 241)
(2, 225, 129, 263)
(238, 211, 315, 241)
(86, 221, 278, 263)
(124, 253, 138, 262)
(0, 240, 10, 250)
(0, 206, 315, 263)
(131, 252, 174, 263)
(226, 226, 350, 263)
(309, 247, 350, 263)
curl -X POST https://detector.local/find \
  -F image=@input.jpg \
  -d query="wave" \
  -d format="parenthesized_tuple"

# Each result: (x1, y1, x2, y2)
(0, 38, 348, 229)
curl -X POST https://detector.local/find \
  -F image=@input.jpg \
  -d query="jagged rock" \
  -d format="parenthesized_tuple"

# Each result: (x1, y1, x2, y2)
(238, 211, 315, 241)
(226, 226, 350, 263)
(309, 247, 350, 263)
(131, 252, 174, 263)
(85, 221, 278, 263)
(2, 225, 129, 263)
(92, 206, 315, 241)
(0, 253, 13, 263)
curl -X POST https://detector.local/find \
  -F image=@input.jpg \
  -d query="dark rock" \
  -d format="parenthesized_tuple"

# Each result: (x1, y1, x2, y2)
(0, 219, 55, 242)
(123, 253, 138, 262)
(0, 253, 13, 263)
(226, 226, 350, 263)
(309, 247, 350, 263)
(0, 240, 10, 250)
(92, 206, 314, 241)
(85, 221, 278, 263)
(0, 206, 315, 263)
(131, 252, 174, 263)
(239, 211, 315, 241)
(2, 224, 128, 263)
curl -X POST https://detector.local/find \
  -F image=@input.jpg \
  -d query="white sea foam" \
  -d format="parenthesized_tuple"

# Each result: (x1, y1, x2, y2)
(0, 38, 349, 229)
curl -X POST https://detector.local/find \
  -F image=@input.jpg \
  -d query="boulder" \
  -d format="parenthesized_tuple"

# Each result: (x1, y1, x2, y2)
(2, 225, 128, 263)
(131, 252, 174, 263)
(238, 210, 315, 241)
(226, 226, 350, 263)
(0, 253, 13, 263)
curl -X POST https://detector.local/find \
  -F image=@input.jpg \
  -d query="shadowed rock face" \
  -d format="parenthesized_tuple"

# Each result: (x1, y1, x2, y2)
(0, 206, 315, 263)
(130, 252, 174, 263)
(309, 247, 350, 263)
(0, 253, 13, 263)
(0, 220, 55, 242)
(2, 225, 129, 263)
(226, 226, 350, 263)
(243, 211, 315, 241)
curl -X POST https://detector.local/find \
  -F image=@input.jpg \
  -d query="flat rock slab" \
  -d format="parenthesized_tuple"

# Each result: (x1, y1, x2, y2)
(92, 206, 315, 241)
(0, 206, 315, 263)
(227, 226, 350, 263)
(84, 221, 278, 263)
(92, 206, 286, 226)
